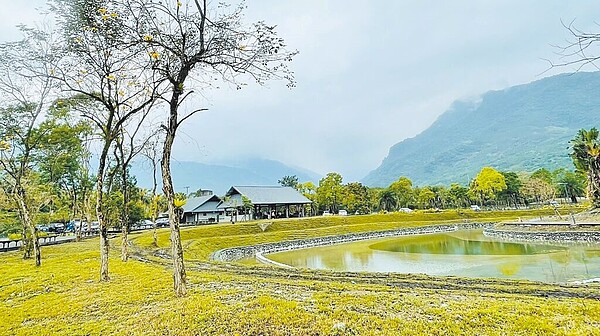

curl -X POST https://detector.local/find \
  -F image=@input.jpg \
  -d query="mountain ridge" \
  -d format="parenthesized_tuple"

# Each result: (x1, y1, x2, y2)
(362, 71, 600, 187)
(131, 158, 321, 195)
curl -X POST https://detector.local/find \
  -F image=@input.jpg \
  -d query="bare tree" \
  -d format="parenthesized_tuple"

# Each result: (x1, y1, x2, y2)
(0, 27, 59, 266)
(123, 0, 297, 296)
(546, 20, 600, 71)
(545, 20, 600, 208)
(48, 0, 162, 281)
(142, 134, 163, 247)
(113, 108, 156, 261)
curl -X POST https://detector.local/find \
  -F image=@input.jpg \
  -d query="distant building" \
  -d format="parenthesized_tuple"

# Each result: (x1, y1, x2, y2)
(218, 186, 312, 221)
(181, 195, 223, 224)
(193, 189, 214, 197)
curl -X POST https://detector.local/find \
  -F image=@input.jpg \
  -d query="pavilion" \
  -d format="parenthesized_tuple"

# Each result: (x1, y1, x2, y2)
(218, 186, 312, 220)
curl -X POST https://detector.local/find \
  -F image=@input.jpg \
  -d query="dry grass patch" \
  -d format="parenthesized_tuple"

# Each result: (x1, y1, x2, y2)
(1, 208, 599, 335)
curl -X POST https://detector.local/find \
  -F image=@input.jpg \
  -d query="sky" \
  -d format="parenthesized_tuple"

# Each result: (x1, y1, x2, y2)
(3, 1, 600, 181)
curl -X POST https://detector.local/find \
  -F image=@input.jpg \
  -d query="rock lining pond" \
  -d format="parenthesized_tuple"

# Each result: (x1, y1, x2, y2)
(211, 223, 600, 283)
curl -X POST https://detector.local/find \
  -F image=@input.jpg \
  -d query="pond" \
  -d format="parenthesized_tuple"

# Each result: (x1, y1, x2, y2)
(265, 230, 600, 283)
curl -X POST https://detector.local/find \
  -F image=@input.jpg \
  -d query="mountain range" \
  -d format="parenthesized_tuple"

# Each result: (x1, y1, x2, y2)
(362, 71, 600, 187)
(131, 158, 321, 195)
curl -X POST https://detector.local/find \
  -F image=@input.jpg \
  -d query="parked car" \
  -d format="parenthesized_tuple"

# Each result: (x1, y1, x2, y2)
(338, 210, 348, 216)
(78, 222, 90, 232)
(322, 211, 332, 216)
(399, 208, 413, 213)
(35, 224, 49, 232)
(155, 217, 169, 227)
(470, 205, 481, 211)
(47, 223, 65, 234)
(134, 219, 154, 229)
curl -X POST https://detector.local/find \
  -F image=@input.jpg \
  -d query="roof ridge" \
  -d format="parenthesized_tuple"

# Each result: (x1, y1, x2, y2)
(234, 185, 286, 188)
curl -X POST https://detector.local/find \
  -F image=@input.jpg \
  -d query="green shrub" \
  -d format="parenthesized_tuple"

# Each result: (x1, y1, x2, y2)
(7, 233, 21, 240)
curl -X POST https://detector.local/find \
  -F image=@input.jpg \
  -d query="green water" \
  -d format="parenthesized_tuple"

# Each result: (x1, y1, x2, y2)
(266, 230, 600, 283)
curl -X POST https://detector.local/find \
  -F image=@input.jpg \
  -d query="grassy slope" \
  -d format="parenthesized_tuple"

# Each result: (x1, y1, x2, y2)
(1, 208, 599, 335)
(133, 208, 574, 261)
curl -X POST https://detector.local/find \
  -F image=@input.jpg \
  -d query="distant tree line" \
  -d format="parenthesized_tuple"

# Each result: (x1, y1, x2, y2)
(279, 164, 586, 215)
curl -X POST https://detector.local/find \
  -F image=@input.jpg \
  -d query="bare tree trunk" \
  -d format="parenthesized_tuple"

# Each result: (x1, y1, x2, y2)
(76, 219, 82, 242)
(591, 162, 600, 209)
(96, 141, 111, 281)
(74, 190, 82, 242)
(121, 220, 129, 261)
(26, 208, 41, 267)
(151, 165, 158, 247)
(120, 167, 129, 262)
(16, 186, 40, 266)
(161, 114, 187, 297)
(21, 219, 31, 259)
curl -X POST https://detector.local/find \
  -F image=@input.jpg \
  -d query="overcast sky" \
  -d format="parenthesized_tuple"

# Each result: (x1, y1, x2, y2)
(3, 1, 600, 181)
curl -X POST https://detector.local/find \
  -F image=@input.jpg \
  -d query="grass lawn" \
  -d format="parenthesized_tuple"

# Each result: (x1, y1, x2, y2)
(1, 208, 599, 335)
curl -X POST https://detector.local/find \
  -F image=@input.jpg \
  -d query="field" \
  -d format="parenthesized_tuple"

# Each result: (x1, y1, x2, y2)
(1, 208, 599, 335)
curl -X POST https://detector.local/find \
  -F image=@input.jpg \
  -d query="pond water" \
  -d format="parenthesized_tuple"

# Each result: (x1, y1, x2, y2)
(266, 230, 600, 283)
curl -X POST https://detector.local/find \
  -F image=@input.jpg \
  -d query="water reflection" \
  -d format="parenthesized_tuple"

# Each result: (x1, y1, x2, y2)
(369, 234, 567, 255)
(266, 230, 600, 283)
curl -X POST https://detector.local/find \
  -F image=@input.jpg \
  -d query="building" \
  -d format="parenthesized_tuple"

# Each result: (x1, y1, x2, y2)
(181, 194, 223, 224)
(218, 186, 312, 221)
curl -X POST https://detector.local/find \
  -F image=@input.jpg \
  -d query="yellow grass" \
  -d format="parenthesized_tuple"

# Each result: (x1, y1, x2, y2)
(1, 208, 599, 335)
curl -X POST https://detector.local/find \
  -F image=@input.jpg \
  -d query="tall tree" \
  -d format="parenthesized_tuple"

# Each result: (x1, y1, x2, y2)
(343, 182, 370, 214)
(142, 134, 164, 247)
(316, 173, 345, 213)
(388, 177, 414, 208)
(278, 175, 299, 190)
(521, 174, 555, 205)
(553, 168, 585, 203)
(469, 167, 507, 206)
(113, 110, 155, 262)
(378, 190, 398, 212)
(298, 181, 317, 216)
(48, 0, 160, 281)
(448, 183, 470, 208)
(417, 187, 436, 209)
(0, 27, 58, 266)
(498, 171, 522, 208)
(570, 128, 600, 208)
(36, 101, 94, 240)
(429, 186, 449, 209)
(531, 168, 553, 186)
(124, 0, 297, 295)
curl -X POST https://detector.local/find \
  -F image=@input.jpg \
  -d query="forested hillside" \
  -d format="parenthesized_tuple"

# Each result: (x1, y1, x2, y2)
(363, 72, 600, 186)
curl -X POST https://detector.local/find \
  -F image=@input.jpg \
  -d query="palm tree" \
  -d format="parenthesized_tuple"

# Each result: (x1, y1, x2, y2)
(379, 190, 398, 212)
(570, 128, 600, 208)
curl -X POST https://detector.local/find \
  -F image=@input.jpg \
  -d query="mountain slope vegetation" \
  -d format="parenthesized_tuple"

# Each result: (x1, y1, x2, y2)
(363, 72, 600, 187)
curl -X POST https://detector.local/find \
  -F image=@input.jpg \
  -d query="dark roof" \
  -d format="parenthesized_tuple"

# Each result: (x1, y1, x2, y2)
(225, 186, 312, 205)
(182, 195, 221, 213)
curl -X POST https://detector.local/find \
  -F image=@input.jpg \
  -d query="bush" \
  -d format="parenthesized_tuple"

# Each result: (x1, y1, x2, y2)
(7, 233, 21, 240)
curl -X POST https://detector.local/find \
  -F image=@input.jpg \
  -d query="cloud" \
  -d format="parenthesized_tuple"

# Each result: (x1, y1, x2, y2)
(5, 1, 600, 182)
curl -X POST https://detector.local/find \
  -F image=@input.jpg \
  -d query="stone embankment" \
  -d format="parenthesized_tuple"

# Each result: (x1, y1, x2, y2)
(483, 228, 600, 244)
(210, 223, 494, 262)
